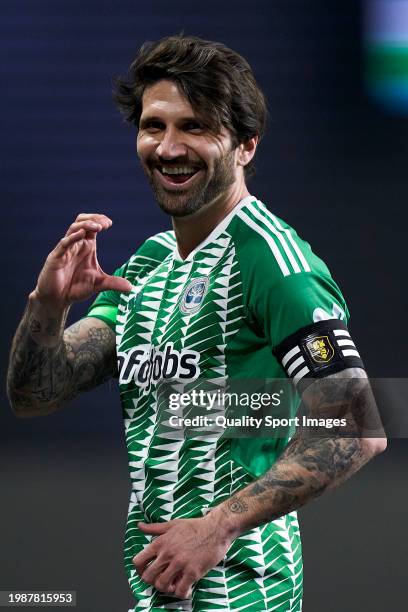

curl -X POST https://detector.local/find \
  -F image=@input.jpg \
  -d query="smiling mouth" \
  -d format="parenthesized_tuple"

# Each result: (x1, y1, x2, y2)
(154, 166, 203, 186)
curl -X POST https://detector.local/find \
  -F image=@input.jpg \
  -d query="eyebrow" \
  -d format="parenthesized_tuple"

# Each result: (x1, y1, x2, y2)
(138, 116, 203, 128)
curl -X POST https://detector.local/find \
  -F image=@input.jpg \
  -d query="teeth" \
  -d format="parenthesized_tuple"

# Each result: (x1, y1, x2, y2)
(161, 166, 198, 175)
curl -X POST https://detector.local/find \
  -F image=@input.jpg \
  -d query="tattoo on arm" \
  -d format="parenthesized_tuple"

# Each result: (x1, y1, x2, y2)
(7, 308, 117, 415)
(222, 369, 385, 528)
(226, 497, 248, 514)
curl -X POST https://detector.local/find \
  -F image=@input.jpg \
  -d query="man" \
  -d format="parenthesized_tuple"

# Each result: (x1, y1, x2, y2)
(7, 35, 386, 612)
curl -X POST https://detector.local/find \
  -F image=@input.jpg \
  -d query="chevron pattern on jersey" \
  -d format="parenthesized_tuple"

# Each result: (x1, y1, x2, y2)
(118, 223, 303, 610)
(87, 198, 321, 611)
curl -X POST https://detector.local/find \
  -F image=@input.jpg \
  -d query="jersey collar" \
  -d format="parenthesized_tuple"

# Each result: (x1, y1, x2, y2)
(172, 194, 255, 262)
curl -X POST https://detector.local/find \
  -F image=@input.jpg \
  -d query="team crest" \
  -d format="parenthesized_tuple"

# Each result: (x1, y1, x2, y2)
(306, 335, 334, 363)
(180, 277, 209, 314)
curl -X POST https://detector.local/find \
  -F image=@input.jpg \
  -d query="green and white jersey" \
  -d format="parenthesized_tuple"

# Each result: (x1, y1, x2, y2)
(86, 195, 348, 612)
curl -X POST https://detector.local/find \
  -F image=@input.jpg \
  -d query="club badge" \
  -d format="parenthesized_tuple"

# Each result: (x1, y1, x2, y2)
(305, 335, 334, 363)
(180, 277, 209, 314)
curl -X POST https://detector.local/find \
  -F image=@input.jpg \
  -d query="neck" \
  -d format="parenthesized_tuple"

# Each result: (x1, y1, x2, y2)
(172, 183, 250, 260)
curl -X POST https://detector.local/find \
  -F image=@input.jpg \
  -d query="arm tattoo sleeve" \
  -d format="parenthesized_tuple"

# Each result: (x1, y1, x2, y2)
(7, 304, 117, 415)
(220, 369, 386, 530)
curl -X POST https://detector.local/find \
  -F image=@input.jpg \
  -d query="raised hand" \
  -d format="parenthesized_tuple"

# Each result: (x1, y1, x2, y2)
(31, 213, 132, 308)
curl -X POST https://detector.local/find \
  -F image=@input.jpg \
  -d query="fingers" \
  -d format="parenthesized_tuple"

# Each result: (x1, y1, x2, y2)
(66, 220, 103, 237)
(96, 275, 133, 294)
(137, 555, 196, 599)
(133, 520, 198, 599)
(137, 521, 172, 536)
(137, 551, 187, 598)
(172, 571, 196, 600)
(53, 229, 86, 257)
(66, 219, 112, 236)
(140, 556, 174, 588)
(133, 542, 159, 576)
(74, 213, 112, 230)
(154, 563, 183, 594)
(52, 214, 114, 260)
(64, 214, 112, 240)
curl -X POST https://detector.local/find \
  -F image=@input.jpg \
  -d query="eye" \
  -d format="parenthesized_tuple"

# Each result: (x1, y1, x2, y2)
(183, 121, 204, 132)
(141, 120, 164, 132)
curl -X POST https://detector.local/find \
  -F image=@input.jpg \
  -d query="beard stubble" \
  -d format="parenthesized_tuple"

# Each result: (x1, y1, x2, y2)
(147, 148, 237, 218)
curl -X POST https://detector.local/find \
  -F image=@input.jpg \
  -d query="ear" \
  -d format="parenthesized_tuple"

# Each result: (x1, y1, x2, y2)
(236, 136, 258, 168)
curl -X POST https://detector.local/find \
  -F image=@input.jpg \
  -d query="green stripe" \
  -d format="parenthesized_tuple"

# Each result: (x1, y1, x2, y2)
(365, 44, 408, 80)
(84, 305, 116, 329)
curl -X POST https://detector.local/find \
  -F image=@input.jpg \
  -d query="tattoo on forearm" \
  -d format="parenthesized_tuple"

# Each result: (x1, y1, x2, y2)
(224, 371, 381, 528)
(29, 317, 42, 334)
(7, 308, 116, 413)
(227, 497, 248, 514)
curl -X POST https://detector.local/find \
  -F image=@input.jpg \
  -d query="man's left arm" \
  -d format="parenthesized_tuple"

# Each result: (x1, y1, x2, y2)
(133, 366, 386, 599)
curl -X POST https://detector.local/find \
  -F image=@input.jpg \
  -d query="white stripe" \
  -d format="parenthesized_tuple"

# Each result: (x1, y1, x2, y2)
(293, 365, 310, 383)
(342, 349, 360, 358)
(247, 203, 301, 273)
(237, 210, 290, 276)
(287, 355, 306, 377)
(333, 329, 350, 337)
(282, 345, 301, 368)
(149, 235, 175, 250)
(129, 254, 163, 265)
(337, 339, 355, 348)
(157, 231, 176, 246)
(256, 199, 311, 272)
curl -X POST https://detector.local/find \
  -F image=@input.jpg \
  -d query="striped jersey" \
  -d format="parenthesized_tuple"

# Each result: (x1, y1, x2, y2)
(86, 194, 348, 611)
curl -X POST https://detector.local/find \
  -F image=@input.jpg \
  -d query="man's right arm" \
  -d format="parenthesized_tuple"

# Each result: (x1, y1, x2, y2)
(6, 212, 132, 417)
(7, 295, 116, 417)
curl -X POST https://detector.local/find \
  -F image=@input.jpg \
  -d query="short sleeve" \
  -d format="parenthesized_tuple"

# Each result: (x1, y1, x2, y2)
(243, 265, 356, 388)
(232, 202, 349, 352)
(85, 261, 129, 331)
(248, 268, 349, 351)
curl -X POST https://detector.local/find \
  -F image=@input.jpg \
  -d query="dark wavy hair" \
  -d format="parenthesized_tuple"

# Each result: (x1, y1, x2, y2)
(113, 35, 268, 179)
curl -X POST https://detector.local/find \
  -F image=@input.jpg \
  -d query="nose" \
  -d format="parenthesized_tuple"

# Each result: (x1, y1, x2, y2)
(155, 126, 187, 160)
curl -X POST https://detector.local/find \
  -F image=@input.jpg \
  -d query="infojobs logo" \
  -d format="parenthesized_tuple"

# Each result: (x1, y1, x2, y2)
(180, 276, 209, 314)
(117, 342, 200, 389)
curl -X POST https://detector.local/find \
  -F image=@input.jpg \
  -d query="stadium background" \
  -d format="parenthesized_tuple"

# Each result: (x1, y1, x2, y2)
(1, 0, 406, 610)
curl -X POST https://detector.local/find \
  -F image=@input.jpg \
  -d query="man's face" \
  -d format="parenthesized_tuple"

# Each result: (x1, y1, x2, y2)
(137, 80, 239, 217)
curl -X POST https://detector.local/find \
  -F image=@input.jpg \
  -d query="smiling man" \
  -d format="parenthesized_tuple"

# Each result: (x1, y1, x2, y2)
(7, 35, 386, 612)
(138, 81, 239, 218)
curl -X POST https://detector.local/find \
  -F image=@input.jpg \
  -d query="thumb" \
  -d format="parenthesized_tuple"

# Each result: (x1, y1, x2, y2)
(138, 521, 172, 535)
(96, 275, 132, 294)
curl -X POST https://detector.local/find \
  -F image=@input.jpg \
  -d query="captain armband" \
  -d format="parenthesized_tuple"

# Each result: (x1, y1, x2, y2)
(273, 319, 365, 392)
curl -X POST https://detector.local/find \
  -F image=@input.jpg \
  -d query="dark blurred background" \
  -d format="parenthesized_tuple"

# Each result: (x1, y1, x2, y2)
(1, 1, 407, 610)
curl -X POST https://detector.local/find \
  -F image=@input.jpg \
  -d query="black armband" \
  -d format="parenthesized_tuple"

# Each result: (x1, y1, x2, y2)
(273, 319, 364, 390)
